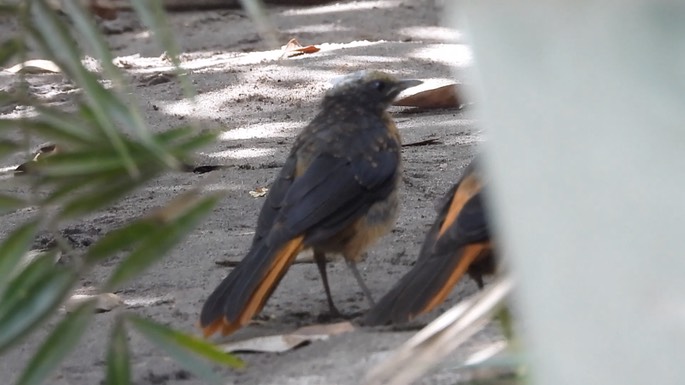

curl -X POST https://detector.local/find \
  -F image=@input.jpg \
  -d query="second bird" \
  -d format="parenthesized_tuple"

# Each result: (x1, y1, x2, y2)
(365, 158, 496, 326)
(200, 71, 421, 337)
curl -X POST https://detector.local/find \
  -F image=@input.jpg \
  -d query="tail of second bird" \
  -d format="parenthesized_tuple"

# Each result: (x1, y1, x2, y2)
(365, 166, 493, 326)
(364, 220, 491, 326)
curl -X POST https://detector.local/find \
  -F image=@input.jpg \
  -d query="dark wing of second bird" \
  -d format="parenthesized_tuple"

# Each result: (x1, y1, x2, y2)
(365, 161, 494, 326)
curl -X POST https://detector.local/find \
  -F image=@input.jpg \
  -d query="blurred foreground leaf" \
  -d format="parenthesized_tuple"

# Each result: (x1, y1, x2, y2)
(0, 260, 77, 355)
(105, 193, 221, 290)
(0, 194, 26, 215)
(31, 0, 138, 175)
(17, 300, 96, 385)
(128, 315, 244, 385)
(0, 0, 245, 382)
(0, 220, 40, 292)
(0, 38, 20, 66)
(106, 319, 131, 385)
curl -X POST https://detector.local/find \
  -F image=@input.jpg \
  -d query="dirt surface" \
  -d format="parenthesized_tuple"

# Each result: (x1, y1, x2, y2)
(0, 1, 502, 384)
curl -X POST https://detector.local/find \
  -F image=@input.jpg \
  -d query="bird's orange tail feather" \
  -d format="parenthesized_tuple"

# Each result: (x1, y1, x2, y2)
(201, 236, 304, 337)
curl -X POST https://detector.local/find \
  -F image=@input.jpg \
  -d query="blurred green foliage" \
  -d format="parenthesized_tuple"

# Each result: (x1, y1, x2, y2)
(0, 1, 242, 384)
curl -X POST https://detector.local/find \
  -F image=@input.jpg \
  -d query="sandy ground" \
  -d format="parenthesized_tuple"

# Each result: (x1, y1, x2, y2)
(0, 1, 503, 384)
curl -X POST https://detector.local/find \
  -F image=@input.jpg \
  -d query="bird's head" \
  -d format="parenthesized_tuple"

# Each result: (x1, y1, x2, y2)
(323, 70, 422, 111)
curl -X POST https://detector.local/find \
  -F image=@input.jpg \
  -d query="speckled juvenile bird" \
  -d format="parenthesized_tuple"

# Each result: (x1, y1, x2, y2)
(200, 71, 422, 337)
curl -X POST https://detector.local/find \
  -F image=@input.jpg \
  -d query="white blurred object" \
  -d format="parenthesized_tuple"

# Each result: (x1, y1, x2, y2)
(363, 276, 513, 385)
(450, 1, 685, 384)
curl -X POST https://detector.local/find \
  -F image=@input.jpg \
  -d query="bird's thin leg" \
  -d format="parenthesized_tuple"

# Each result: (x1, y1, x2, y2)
(314, 251, 341, 317)
(346, 258, 376, 307)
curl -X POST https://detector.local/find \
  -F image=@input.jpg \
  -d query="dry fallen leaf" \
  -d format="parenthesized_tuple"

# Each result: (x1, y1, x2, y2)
(219, 321, 354, 353)
(88, 1, 118, 20)
(6, 60, 61, 74)
(64, 293, 124, 313)
(281, 38, 320, 58)
(248, 187, 269, 198)
(14, 143, 63, 176)
(393, 84, 463, 109)
(45, 0, 118, 20)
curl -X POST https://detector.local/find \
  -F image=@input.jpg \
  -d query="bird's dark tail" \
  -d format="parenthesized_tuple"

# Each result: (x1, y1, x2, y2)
(200, 236, 304, 337)
(365, 163, 491, 326)
(364, 239, 490, 326)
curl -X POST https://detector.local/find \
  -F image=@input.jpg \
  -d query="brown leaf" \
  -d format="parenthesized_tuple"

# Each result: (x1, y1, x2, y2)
(393, 84, 463, 109)
(88, 1, 118, 20)
(14, 144, 63, 176)
(281, 38, 320, 58)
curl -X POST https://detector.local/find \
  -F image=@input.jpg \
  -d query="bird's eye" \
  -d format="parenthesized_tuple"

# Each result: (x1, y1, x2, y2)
(372, 80, 386, 92)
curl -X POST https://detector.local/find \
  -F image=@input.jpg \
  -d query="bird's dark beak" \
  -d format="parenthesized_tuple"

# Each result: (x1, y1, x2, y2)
(396, 79, 423, 92)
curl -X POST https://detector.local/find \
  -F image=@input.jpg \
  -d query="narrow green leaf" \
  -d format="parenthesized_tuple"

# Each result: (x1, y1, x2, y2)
(32, 5, 176, 173)
(29, 1, 84, 79)
(27, 119, 98, 147)
(106, 318, 131, 385)
(129, 0, 196, 99)
(16, 300, 96, 385)
(152, 127, 217, 170)
(0, 252, 54, 302)
(0, 220, 40, 292)
(128, 316, 244, 383)
(0, 38, 20, 66)
(61, 0, 124, 86)
(41, 176, 93, 205)
(58, 0, 179, 173)
(496, 307, 515, 342)
(30, 1, 138, 176)
(84, 219, 159, 266)
(30, 151, 127, 177)
(60, 169, 159, 218)
(154, 126, 195, 144)
(0, 4, 18, 14)
(129, 1, 178, 60)
(0, 91, 16, 106)
(0, 263, 77, 354)
(104, 194, 220, 290)
(0, 139, 21, 159)
(32, 106, 104, 143)
(170, 130, 217, 155)
(0, 193, 27, 215)
(237, 0, 279, 48)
